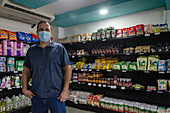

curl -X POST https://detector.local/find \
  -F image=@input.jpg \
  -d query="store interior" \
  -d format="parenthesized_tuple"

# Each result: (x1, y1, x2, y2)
(0, 0, 170, 113)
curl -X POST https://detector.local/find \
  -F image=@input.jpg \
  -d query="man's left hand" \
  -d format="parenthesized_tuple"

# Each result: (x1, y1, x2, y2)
(58, 90, 68, 102)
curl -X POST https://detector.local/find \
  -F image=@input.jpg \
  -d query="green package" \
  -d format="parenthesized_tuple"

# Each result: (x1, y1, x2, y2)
(122, 61, 131, 71)
(137, 57, 147, 71)
(147, 56, 159, 71)
(129, 62, 137, 71)
(16, 66, 24, 71)
(16, 60, 24, 66)
(113, 61, 125, 70)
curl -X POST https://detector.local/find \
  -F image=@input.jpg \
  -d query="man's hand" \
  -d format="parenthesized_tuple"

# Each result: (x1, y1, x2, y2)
(58, 90, 68, 102)
(22, 89, 35, 99)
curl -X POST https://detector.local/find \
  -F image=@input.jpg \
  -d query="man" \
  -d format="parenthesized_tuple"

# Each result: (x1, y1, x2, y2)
(22, 21, 72, 113)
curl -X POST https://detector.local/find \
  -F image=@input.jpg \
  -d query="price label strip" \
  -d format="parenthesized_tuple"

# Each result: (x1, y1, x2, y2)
(111, 86, 117, 89)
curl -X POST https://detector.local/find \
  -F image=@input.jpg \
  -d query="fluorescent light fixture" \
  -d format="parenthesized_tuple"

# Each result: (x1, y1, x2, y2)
(99, 9, 108, 15)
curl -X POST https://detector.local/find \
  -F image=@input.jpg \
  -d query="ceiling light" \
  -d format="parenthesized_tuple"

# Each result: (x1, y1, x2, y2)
(99, 9, 108, 15)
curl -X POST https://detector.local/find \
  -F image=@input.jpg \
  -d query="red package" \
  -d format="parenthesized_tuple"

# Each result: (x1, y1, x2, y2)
(123, 28, 129, 37)
(0, 29, 8, 40)
(129, 26, 136, 36)
(136, 24, 144, 35)
(116, 29, 123, 38)
(8, 31, 18, 41)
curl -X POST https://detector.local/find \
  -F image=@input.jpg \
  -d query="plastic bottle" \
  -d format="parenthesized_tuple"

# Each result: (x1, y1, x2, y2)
(0, 78, 2, 90)
(6, 76, 11, 89)
(6, 97, 12, 111)
(11, 76, 15, 88)
(11, 95, 15, 109)
(1, 98, 6, 113)
(1, 77, 6, 89)
(15, 76, 20, 88)
(18, 94, 22, 108)
(14, 96, 20, 109)
(21, 95, 26, 107)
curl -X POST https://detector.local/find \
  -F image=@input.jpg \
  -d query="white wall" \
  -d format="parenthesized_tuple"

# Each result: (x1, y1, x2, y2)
(59, 7, 164, 38)
(0, 17, 59, 42)
(167, 10, 170, 29)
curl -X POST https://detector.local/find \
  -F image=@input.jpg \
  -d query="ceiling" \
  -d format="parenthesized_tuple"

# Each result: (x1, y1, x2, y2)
(12, 0, 169, 28)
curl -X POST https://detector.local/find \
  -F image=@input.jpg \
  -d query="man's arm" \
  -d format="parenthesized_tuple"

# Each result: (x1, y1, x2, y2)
(58, 65, 72, 102)
(22, 67, 35, 99)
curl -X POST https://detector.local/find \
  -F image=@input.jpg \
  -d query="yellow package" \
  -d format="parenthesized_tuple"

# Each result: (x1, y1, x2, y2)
(110, 62, 116, 70)
(0, 30, 8, 40)
(94, 59, 101, 69)
(104, 62, 110, 70)
(100, 59, 106, 69)
(76, 62, 85, 69)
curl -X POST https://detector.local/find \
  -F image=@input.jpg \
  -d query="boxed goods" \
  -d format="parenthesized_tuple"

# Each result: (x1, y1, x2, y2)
(153, 24, 160, 33)
(0, 62, 6, 67)
(101, 31, 106, 40)
(81, 34, 86, 41)
(13, 42, 23, 56)
(158, 60, 166, 72)
(16, 32, 26, 41)
(157, 79, 167, 92)
(137, 56, 147, 71)
(86, 33, 91, 41)
(0, 29, 8, 40)
(8, 64, 15, 72)
(129, 26, 136, 36)
(144, 24, 154, 34)
(160, 24, 168, 32)
(147, 55, 159, 71)
(157, 106, 166, 113)
(123, 28, 129, 38)
(2, 40, 14, 56)
(136, 24, 144, 35)
(16, 60, 24, 67)
(0, 67, 6, 72)
(7, 57, 15, 64)
(8, 31, 17, 41)
(91, 32, 97, 40)
(0, 44, 2, 55)
(135, 46, 143, 53)
(0, 57, 6, 62)
(116, 29, 123, 38)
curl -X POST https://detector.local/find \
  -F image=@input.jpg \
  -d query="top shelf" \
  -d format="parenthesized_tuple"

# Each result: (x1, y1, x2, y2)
(62, 32, 170, 46)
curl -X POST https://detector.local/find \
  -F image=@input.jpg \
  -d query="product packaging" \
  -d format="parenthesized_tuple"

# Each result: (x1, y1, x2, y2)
(158, 60, 166, 72)
(116, 29, 123, 38)
(136, 24, 144, 35)
(91, 32, 97, 40)
(2, 40, 14, 56)
(128, 62, 137, 71)
(8, 31, 17, 41)
(25, 33, 32, 42)
(0, 29, 8, 40)
(160, 24, 168, 32)
(144, 24, 154, 34)
(123, 28, 129, 38)
(153, 24, 160, 33)
(129, 26, 136, 36)
(31, 33, 39, 42)
(16, 32, 26, 41)
(147, 55, 159, 71)
(157, 79, 167, 92)
(137, 56, 147, 71)
(13, 42, 23, 56)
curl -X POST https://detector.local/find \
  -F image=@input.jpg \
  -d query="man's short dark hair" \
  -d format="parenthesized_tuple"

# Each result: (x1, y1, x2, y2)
(37, 21, 51, 31)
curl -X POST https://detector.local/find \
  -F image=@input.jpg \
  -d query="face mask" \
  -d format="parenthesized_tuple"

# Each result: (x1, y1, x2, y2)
(38, 31, 51, 42)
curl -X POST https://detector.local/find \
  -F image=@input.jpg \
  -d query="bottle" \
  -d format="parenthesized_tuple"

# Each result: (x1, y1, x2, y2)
(1, 98, 6, 113)
(1, 77, 6, 89)
(6, 76, 11, 89)
(19, 74, 22, 87)
(18, 94, 22, 108)
(6, 96, 12, 111)
(11, 76, 15, 88)
(0, 78, 2, 90)
(14, 96, 20, 109)
(15, 76, 20, 88)
(21, 95, 26, 107)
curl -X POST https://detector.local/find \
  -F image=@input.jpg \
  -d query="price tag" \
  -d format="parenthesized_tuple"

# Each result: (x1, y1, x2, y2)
(96, 69, 100, 71)
(122, 70, 127, 73)
(121, 87, 125, 90)
(145, 34, 150, 37)
(75, 69, 78, 70)
(107, 70, 112, 72)
(125, 53, 130, 55)
(78, 55, 81, 57)
(70, 81, 72, 83)
(81, 69, 84, 71)
(0, 89, 2, 91)
(103, 85, 106, 87)
(144, 71, 150, 73)
(101, 54, 104, 56)
(146, 90, 152, 92)
(12, 87, 16, 89)
(72, 56, 75, 58)
(102, 39, 106, 41)
(139, 53, 144, 55)
(14, 71, 18, 73)
(98, 84, 102, 87)
(159, 71, 165, 74)
(93, 84, 96, 86)
(111, 86, 117, 89)
(167, 71, 170, 73)
(155, 32, 160, 35)
(89, 69, 92, 71)
(88, 83, 92, 86)
(78, 82, 81, 84)
(16, 86, 20, 89)
(84, 69, 87, 71)
(82, 82, 85, 84)
(7, 88, 12, 90)
(83, 41, 86, 43)
(157, 91, 163, 93)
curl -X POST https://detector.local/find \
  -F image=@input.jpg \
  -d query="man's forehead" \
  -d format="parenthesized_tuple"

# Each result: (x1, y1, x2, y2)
(39, 23, 50, 28)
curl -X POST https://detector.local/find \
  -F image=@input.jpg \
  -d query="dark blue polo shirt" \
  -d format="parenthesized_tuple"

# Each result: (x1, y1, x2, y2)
(24, 41, 71, 99)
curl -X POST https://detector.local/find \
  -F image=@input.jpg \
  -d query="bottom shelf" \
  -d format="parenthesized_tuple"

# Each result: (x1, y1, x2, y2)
(6, 106, 31, 113)
(65, 100, 120, 113)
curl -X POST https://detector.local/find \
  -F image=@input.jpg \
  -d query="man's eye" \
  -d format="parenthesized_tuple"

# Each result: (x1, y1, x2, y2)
(46, 28, 50, 31)
(39, 28, 44, 31)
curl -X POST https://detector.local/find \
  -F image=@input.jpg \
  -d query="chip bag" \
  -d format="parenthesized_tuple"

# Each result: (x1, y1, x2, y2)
(8, 31, 17, 41)
(0, 29, 8, 40)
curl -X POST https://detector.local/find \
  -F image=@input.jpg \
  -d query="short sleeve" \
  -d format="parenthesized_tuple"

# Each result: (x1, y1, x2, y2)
(24, 48, 31, 69)
(61, 46, 71, 67)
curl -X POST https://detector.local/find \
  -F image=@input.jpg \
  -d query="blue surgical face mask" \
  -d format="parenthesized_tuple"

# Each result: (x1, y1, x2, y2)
(38, 31, 51, 42)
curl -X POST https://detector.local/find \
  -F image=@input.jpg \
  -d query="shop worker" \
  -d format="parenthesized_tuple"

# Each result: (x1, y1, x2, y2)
(22, 21, 72, 113)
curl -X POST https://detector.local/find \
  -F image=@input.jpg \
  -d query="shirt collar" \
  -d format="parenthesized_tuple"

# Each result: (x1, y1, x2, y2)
(35, 40, 55, 48)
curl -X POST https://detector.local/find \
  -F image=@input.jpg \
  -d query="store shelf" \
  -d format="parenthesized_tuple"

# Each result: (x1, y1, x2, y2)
(6, 106, 31, 113)
(66, 100, 120, 113)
